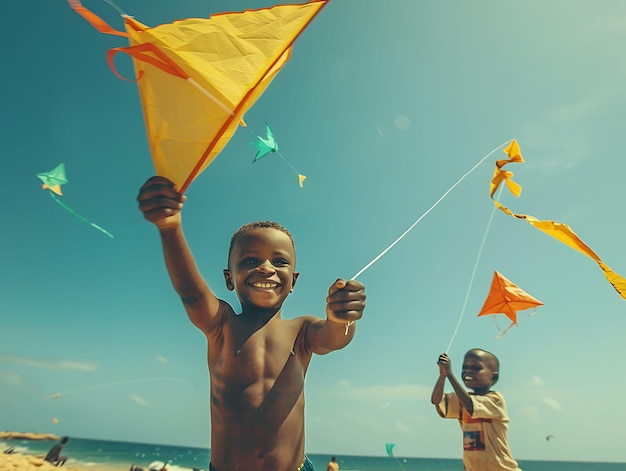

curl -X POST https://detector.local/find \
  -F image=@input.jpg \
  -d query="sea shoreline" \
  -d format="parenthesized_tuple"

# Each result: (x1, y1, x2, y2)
(1, 434, 624, 471)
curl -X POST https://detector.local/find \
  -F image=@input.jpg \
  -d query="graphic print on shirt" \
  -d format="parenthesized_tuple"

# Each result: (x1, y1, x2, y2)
(462, 409, 492, 451)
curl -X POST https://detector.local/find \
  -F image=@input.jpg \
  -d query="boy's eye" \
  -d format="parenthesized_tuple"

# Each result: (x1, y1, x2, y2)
(241, 257, 259, 266)
(273, 258, 289, 267)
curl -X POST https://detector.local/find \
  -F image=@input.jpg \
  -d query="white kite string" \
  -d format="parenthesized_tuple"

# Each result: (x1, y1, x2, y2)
(350, 140, 512, 281)
(44, 377, 193, 398)
(445, 183, 505, 353)
(276, 150, 300, 176)
(103, 0, 126, 16)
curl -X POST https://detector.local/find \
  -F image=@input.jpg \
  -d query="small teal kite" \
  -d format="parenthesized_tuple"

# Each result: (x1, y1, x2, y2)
(385, 443, 396, 457)
(36, 163, 113, 238)
(251, 122, 306, 187)
(385, 443, 407, 471)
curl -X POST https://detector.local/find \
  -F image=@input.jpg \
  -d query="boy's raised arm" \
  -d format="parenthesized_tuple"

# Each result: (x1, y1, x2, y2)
(306, 279, 366, 354)
(431, 358, 447, 405)
(138, 176, 221, 332)
(435, 353, 474, 414)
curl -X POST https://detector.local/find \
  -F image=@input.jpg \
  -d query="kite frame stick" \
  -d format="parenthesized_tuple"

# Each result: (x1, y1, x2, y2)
(179, 1, 330, 194)
(445, 183, 505, 353)
(186, 78, 234, 116)
(350, 140, 513, 281)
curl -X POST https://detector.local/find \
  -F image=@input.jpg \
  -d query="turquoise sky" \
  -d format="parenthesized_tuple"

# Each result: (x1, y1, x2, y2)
(2, 0, 626, 464)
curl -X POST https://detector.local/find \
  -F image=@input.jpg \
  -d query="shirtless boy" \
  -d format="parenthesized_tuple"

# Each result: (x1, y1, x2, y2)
(138, 176, 366, 471)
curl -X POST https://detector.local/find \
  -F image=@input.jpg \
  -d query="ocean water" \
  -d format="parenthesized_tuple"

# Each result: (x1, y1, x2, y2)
(1, 437, 623, 471)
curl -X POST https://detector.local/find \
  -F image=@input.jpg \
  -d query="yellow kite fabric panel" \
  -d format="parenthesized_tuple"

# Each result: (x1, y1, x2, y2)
(69, 1, 328, 192)
(491, 140, 626, 299)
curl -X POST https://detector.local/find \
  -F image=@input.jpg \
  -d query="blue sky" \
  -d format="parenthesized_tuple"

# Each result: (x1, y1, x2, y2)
(2, 0, 626, 464)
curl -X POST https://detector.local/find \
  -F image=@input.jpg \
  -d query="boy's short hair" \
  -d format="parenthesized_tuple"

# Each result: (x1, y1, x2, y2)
(466, 348, 500, 372)
(228, 221, 295, 262)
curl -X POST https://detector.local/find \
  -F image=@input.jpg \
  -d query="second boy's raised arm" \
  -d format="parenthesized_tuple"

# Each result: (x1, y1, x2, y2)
(434, 352, 474, 414)
(137, 176, 221, 332)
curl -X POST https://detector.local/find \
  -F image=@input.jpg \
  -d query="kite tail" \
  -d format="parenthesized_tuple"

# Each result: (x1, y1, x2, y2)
(275, 150, 299, 175)
(49, 192, 114, 238)
(276, 150, 307, 187)
(494, 319, 516, 339)
(494, 305, 539, 339)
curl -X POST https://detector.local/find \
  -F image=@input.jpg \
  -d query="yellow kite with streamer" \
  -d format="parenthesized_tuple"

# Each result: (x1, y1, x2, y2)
(68, 0, 328, 193)
(491, 140, 626, 299)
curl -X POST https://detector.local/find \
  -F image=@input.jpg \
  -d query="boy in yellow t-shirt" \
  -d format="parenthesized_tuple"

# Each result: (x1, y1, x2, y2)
(431, 349, 521, 471)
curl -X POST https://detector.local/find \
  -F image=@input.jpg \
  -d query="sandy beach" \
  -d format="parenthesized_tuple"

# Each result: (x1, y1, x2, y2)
(0, 431, 130, 471)
(0, 452, 84, 471)
(0, 452, 131, 471)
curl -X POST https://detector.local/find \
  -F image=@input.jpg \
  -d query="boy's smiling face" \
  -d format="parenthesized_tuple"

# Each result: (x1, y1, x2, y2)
(224, 227, 299, 312)
(461, 351, 499, 395)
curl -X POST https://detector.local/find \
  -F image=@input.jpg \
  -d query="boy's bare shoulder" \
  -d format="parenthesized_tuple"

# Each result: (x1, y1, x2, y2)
(194, 298, 237, 335)
(287, 315, 322, 354)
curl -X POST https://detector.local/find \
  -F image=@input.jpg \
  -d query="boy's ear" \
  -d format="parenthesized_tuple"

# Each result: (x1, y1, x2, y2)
(492, 372, 499, 384)
(290, 272, 300, 292)
(223, 269, 234, 291)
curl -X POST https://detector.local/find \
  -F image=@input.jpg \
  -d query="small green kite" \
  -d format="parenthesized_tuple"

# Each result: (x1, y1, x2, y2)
(36, 163, 113, 238)
(251, 122, 306, 188)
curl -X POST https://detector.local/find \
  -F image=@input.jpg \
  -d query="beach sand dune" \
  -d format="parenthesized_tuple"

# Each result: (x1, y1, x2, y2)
(0, 432, 59, 441)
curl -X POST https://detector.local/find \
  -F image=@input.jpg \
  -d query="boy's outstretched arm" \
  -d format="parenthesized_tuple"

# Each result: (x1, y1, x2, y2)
(137, 176, 221, 333)
(307, 279, 366, 354)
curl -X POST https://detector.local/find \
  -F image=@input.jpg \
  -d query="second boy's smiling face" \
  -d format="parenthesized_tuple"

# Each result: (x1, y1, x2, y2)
(224, 227, 299, 312)
(461, 352, 498, 395)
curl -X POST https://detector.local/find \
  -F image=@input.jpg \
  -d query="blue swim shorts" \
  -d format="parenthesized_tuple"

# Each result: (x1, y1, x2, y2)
(298, 455, 315, 471)
(210, 456, 314, 471)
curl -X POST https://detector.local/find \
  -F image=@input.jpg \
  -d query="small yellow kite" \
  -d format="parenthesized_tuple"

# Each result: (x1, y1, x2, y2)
(491, 140, 626, 299)
(68, 0, 328, 192)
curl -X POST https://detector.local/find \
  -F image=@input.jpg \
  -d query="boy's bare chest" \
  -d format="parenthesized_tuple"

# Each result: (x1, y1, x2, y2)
(211, 320, 301, 381)
(208, 320, 305, 413)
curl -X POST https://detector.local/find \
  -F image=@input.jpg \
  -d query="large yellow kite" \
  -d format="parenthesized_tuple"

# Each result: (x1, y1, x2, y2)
(68, 0, 328, 192)
(491, 140, 626, 299)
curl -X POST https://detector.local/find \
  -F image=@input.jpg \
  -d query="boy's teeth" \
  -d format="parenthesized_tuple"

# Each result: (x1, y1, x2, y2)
(254, 282, 276, 288)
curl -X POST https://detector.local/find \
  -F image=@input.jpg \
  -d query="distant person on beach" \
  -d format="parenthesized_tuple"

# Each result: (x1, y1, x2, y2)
(129, 462, 169, 471)
(129, 464, 168, 471)
(431, 349, 521, 471)
(327, 456, 339, 471)
(138, 176, 366, 471)
(44, 435, 69, 467)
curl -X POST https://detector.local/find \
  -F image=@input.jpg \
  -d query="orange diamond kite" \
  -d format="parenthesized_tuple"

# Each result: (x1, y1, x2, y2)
(477, 271, 543, 326)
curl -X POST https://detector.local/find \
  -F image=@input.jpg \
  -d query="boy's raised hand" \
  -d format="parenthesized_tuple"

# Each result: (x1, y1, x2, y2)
(437, 352, 451, 376)
(137, 176, 186, 232)
(325, 278, 366, 324)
